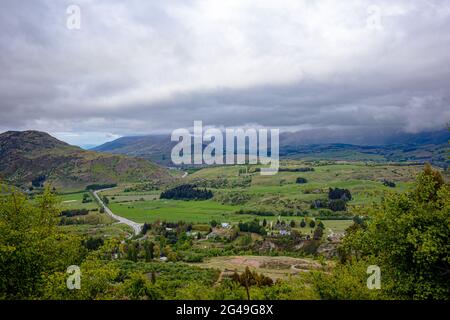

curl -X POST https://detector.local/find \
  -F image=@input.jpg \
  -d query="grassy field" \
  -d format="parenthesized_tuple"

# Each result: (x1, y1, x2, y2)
(109, 199, 240, 223)
(108, 198, 352, 232)
(90, 161, 430, 238)
(56, 191, 137, 239)
(58, 191, 99, 210)
(191, 255, 326, 281)
(58, 223, 133, 239)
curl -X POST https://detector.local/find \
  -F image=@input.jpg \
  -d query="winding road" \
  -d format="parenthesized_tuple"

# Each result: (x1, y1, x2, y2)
(92, 172, 188, 237)
(92, 188, 143, 236)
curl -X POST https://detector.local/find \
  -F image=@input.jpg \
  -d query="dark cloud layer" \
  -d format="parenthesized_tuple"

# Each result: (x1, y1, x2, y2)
(0, 0, 449, 146)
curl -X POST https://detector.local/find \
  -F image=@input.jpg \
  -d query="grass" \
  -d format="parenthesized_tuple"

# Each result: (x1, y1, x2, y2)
(109, 199, 241, 223)
(58, 191, 99, 210)
(58, 223, 133, 239)
(97, 161, 422, 230)
(107, 196, 352, 233)
(191, 255, 324, 281)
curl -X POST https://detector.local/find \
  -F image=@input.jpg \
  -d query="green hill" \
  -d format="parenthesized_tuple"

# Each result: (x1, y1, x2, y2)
(92, 129, 449, 168)
(0, 130, 173, 189)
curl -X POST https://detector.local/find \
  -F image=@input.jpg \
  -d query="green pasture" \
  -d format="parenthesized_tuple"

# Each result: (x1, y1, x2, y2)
(58, 191, 99, 210)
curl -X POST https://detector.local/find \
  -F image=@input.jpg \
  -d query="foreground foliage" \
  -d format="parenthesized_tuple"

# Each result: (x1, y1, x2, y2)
(314, 164, 450, 299)
(0, 164, 448, 300)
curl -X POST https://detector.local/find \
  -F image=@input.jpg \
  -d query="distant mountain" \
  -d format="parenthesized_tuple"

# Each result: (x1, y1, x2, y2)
(279, 129, 449, 167)
(0, 131, 173, 189)
(92, 135, 176, 166)
(279, 128, 450, 146)
(92, 129, 449, 168)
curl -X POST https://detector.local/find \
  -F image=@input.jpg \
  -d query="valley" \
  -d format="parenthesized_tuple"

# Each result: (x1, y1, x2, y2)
(1, 131, 448, 300)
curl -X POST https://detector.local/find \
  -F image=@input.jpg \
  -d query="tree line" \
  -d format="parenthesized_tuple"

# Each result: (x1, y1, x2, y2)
(160, 184, 213, 200)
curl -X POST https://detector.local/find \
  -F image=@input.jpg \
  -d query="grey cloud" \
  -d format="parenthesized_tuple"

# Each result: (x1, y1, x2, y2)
(0, 0, 449, 145)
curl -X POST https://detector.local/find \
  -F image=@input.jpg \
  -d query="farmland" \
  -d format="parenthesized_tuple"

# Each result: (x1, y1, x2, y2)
(4, 158, 446, 301)
(98, 161, 422, 228)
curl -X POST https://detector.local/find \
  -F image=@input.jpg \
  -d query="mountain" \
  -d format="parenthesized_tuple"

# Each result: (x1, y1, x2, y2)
(92, 135, 177, 166)
(92, 129, 449, 168)
(280, 129, 449, 167)
(0, 131, 173, 189)
(279, 128, 450, 146)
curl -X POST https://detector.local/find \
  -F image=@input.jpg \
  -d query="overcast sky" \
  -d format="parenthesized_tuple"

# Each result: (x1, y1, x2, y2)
(1, 0, 449, 146)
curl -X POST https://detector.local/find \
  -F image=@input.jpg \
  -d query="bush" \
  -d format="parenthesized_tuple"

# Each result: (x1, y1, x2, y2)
(296, 177, 308, 184)
(328, 199, 347, 212)
(210, 220, 219, 228)
(85, 183, 117, 191)
(313, 226, 324, 240)
(31, 175, 46, 188)
(236, 209, 275, 216)
(310, 199, 328, 209)
(382, 180, 396, 188)
(238, 220, 266, 236)
(279, 167, 314, 172)
(181, 252, 204, 263)
(83, 237, 104, 250)
(328, 188, 352, 201)
(60, 209, 89, 217)
(82, 193, 92, 203)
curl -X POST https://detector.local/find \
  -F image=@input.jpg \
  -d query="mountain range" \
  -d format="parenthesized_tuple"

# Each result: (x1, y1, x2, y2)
(92, 129, 449, 168)
(0, 129, 447, 190)
(0, 131, 172, 189)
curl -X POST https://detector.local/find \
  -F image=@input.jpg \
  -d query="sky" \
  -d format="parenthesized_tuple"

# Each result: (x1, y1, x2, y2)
(0, 0, 449, 147)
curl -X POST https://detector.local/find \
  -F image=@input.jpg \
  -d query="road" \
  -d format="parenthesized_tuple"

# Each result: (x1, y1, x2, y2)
(92, 188, 143, 236)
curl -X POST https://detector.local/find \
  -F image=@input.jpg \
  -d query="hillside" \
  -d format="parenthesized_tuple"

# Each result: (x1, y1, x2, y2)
(93, 134, 175, 165)
(92, 129, 450, 168)
(0, 131, 173, 189)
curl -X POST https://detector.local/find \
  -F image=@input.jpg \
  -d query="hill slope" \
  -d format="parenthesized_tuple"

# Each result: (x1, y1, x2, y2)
(0, 131, 173, 189)
(92, 129, 449, 168)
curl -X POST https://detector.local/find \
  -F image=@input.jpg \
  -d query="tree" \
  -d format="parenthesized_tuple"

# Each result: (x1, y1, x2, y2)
(118, 272, 161, 300)
(328, 199, 347, 212)
(160, 184, 213, 200)
(153, 245, 161, 259)
(290, 220, 296, 228)
(82, 193, 92, 203)
(309, 220, 316, 228)
(328, 188, 352, 201)
(164, 245, 177, 262)
(313, 226, 324, 240)
(231, 267, 273, 300)
(338, 165, 450, 299)
(141, 222, 150, 235)
(238, 220, 266, 236)
(126, 242, 138, 262)
(300, 220, 306, 228)
(382, 180, 396, 188)
(0, 188, 85, 299)
(210, 220, 218, 228)
(296, 177, 308, 184)
(143, 240, 154, 261)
